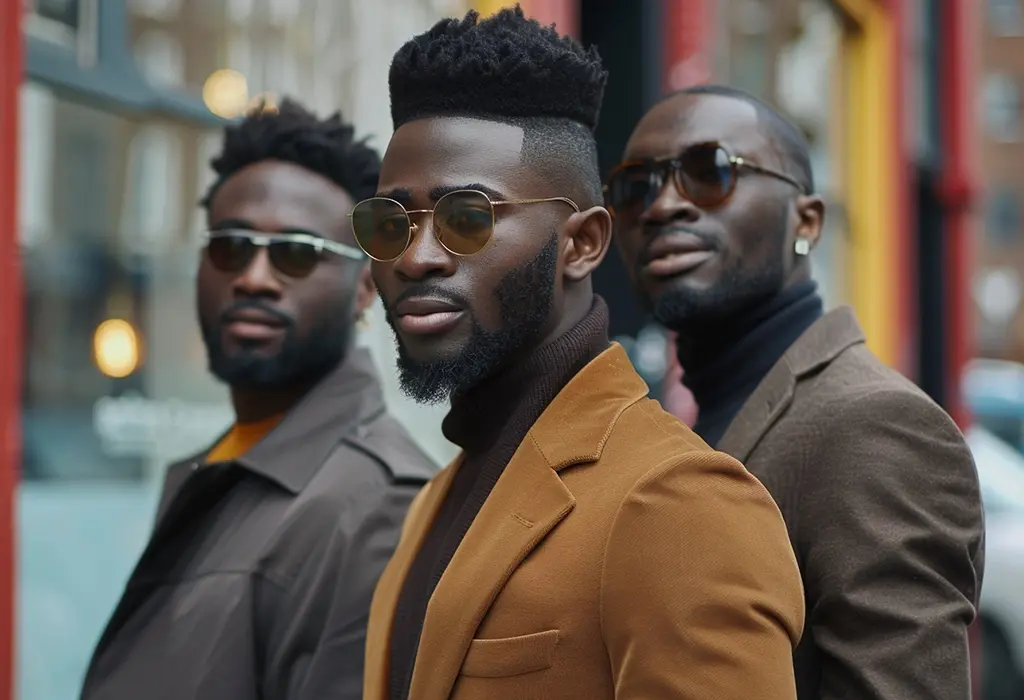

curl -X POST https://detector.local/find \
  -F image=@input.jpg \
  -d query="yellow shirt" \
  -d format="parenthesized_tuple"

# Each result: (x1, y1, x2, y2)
(205, 414, 284, 463)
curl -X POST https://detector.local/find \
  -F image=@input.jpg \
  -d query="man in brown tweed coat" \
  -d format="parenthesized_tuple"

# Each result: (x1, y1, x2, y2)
(608, 83, 985, 700)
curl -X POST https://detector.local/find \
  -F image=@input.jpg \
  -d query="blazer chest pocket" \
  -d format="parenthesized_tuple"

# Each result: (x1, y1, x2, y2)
(460, 629, 560, 678)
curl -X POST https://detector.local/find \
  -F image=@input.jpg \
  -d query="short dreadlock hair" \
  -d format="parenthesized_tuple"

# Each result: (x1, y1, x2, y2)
(388, 5, 608, 207)
(200, 98, 381, 210)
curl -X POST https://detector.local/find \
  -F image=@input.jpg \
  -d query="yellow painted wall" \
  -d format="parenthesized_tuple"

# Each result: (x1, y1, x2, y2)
(471, 0, 522, 16)
(832, 0, 900, 367)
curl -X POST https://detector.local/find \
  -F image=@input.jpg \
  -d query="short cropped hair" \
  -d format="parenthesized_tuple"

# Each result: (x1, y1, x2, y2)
(675, 84, 815, 194)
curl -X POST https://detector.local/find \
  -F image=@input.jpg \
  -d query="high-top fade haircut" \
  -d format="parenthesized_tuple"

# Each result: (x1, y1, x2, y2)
(387, 5, 608, 207)
(200, 98, 381, 210)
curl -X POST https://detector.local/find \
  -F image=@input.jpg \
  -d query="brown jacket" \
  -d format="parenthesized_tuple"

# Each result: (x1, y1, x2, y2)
(80, 349, 437, 700)
(364, 344, 805, 700)
(716, 308, 984, 700)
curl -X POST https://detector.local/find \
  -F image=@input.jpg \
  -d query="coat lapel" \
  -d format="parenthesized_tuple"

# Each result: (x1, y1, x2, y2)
(404, 344, 649, 700)
(409, 440, 575, 700)
(717, 306, 867, 461)
(364, 456, 462, 700)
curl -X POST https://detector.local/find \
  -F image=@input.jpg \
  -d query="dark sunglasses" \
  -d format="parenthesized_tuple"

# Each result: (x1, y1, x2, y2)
(204, 230, 364, 279)
(349, 189, 580, 262)
(603, 141, 806, 216)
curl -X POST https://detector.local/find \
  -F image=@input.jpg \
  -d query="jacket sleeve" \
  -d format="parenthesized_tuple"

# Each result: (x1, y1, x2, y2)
(601, 450, 805, 700)
(800, 389, 984, 700)
(255, 479, 423, 700)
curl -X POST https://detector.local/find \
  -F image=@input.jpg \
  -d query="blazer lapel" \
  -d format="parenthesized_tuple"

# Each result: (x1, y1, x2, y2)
(716, 360, 796, 463)
(406, 343, 649, 700)
(717, 306, 867, 462)
(409, 440, 575, 700)
(364, 457, 462, 700)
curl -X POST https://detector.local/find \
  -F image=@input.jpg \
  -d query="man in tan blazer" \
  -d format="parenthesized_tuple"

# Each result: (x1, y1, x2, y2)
(609, 84, 985, 700)
(349, 8, 806, 700)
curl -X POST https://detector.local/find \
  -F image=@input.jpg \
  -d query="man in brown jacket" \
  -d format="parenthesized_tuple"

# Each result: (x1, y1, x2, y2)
(80, 100, 436, 700)
(609, 84, 985, 700)
(354, 8, 805, 700)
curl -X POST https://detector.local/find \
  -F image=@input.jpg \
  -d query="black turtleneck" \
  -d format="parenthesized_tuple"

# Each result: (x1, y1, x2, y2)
(387, 297, 610, 700)
(677, 280, 823, 448)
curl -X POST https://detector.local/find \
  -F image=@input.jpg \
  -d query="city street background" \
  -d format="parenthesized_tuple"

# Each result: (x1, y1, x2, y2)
(4, 1, 1024, 700)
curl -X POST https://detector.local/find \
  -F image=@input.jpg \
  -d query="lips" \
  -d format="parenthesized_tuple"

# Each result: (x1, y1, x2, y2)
(641, 230, 716, 278)
(393, 296, 465, 336)
(222, 307, 287, 341)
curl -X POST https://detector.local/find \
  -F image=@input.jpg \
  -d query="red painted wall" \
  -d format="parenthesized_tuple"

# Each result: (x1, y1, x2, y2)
(0, 0, 21, 698)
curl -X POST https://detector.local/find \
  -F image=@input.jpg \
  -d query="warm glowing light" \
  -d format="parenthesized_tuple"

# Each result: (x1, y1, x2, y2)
(93, 319, 140, 379)
(248, 91, 279, 114)
(202, 69, 249, 119)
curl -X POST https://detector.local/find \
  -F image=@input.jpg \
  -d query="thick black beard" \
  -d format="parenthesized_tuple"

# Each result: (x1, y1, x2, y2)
(201, 299, 350, 390)
(391, 231, 559, 404)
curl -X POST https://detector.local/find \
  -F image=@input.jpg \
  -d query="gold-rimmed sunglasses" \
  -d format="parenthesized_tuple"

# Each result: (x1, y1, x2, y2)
(603, 141, 806, 216)
(349, 189, 579, 262)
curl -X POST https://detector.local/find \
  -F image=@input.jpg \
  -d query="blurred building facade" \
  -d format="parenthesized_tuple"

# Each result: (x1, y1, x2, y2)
(0, 1, 985, 700)
(979, 0, 1024, 361)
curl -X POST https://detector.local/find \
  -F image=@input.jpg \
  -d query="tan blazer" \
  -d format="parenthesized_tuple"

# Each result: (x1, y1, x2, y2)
(715, 308, 984, 700)
(364, 344, 805, 700)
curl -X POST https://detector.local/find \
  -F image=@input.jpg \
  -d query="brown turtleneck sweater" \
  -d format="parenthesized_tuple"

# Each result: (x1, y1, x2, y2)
(387, 297, 610, 700)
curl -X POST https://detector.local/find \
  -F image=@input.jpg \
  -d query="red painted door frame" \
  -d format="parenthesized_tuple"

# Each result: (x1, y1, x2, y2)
(0, 0, 21, 698)
(937, 1, 981, 696)
(938, 0, 977, 432)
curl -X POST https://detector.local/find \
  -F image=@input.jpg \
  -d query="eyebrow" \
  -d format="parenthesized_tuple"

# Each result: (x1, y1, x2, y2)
(209, 217, 325, 239)
(374, 183, 508, 204)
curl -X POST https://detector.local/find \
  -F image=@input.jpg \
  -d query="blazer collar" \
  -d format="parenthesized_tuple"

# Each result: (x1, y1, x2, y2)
(717, 306, 865, 462)
(364, 343, 649, 700)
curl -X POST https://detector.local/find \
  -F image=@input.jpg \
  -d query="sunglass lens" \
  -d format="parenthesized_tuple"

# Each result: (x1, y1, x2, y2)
(433, 190, 494, 256)
(352, 198, 411, 261)
(607, 164, 661, 215)
(206, 235, 255, 273)
(268, 241, 320, 278)
(676, 144, 734, 207)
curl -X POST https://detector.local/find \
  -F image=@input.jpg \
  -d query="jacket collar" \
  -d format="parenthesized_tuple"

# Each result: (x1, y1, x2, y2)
(717, 306, 866, 462)
(166, 348, 386, 495)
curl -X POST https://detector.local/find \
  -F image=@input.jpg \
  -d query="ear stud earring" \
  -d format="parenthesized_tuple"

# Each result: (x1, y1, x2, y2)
(794, 238, 811, 256)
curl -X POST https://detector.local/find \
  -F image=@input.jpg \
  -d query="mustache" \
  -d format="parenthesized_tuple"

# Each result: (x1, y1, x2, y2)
(219, 299, 294, 327)
(390, 284, 471, 311)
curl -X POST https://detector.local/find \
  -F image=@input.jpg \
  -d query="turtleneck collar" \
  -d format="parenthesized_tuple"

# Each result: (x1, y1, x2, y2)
(442, 296, 610, 454)
(676, 280, 823, 447)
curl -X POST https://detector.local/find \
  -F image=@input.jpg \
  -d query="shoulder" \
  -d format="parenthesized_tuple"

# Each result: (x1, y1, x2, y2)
(806, 349, 970, 467)
(320, 410, 439, 488)
(607, 397, 785, 529)
(600, 402, 805, 645)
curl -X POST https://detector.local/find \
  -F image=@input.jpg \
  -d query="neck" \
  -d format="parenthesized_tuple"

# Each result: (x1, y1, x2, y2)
(441, 296, 610, 454)
(676, 280, 823, 428)
(230, 376, 319, 424)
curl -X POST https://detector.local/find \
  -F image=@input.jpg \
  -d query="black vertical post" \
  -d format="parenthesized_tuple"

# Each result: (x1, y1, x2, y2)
(581, 0, 665, 339)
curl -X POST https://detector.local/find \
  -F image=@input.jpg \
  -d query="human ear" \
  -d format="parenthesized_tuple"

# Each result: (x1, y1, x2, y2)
(562, 206, 613, 282)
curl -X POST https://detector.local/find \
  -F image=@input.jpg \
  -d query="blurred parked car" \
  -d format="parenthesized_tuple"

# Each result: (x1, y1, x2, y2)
(964, 359, 1024, 453)
(966, 425, 1024, 700)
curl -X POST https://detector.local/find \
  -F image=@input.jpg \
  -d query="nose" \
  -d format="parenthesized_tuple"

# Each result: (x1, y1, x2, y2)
(639, 177, 700, 227)
(391, 215, 457, 282)
(232, 248, 284, 298)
